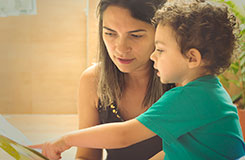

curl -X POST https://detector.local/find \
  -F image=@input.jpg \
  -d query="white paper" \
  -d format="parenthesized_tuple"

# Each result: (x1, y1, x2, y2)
(0, 115, 31, 146)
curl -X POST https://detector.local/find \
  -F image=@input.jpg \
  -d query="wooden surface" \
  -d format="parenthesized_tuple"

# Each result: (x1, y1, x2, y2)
(0, 0, 100, 114)
(3, 114, 78, 160)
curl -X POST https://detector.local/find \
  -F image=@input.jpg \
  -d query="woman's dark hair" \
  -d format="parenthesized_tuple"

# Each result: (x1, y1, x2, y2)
(96, 0, 172, 108)
(97, 0, 166, 24)
(153, 0, 238, 75)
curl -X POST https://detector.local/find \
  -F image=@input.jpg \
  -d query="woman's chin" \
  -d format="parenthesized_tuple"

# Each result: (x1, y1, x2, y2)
(117, 67, 131, 73)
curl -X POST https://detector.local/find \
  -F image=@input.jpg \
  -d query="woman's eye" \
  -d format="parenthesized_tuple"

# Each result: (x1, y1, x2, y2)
(131, 34, 143, 38)
(104, 32, 116, 36)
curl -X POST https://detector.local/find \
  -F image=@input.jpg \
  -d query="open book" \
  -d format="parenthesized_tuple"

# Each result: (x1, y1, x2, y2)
(0, 115, 48, 160)
(0, 135, 48, 160)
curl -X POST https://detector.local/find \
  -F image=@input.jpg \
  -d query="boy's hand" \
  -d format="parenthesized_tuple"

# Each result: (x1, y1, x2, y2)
(29, 136, 71, 160)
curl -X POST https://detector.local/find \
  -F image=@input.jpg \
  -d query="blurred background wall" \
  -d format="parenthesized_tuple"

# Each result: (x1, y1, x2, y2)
(0, 0, 244, 114)
(0, 0, 99, 114)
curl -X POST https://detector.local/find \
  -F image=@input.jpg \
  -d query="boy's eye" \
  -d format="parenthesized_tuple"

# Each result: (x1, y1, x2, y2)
(131, 34, 143, 38)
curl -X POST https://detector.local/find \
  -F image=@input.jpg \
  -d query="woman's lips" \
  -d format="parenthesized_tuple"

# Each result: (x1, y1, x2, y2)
(117, 58, 135, 64)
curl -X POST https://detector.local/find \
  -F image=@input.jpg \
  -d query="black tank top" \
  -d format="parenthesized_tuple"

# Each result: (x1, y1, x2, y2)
(98, 100, 162, 160)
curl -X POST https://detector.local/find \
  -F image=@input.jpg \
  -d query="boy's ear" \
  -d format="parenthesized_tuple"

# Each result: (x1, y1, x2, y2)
(186, 48, 202, 69)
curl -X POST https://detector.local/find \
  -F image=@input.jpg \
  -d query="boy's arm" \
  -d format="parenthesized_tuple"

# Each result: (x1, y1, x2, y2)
(30, 119, 156, 160)
(66, 119, 155, 148)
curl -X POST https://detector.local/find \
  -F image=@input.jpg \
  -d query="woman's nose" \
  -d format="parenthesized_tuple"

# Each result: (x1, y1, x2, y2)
(115, 37, 131, 55)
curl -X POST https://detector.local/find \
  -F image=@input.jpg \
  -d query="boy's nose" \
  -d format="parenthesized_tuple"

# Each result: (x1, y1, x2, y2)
(150, 50, 156, 62)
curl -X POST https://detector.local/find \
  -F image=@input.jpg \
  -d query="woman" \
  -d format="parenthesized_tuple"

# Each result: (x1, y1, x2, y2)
(76, 0, 172, 159)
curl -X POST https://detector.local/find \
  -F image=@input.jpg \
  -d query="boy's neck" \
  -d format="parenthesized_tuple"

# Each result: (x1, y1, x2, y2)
(179, 70, 211, 86)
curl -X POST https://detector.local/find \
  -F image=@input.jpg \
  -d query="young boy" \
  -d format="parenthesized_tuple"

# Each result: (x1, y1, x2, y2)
(31, 0, 245, 159)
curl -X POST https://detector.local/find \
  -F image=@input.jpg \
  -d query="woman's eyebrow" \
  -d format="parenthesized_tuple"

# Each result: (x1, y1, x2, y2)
(128, 29, 146, 33)
(103, 26, 116, 32)
(103, 26, 146, 33)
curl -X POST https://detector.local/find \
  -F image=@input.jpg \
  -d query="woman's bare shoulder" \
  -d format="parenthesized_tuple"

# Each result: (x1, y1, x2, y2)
(79, 63, 100, 86)
(78, 63, 101, 105)
(80, 63, 100, 80)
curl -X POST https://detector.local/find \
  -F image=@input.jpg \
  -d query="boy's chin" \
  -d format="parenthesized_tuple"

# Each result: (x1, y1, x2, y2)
(160, 79, 176, 85)
(160, 79, 169, 84)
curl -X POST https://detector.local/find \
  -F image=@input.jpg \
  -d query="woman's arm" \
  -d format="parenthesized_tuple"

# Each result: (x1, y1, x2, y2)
(75, 65, 103, 160)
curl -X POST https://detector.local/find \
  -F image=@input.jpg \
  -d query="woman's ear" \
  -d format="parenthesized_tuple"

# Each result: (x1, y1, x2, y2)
(186, 48, 202, 69)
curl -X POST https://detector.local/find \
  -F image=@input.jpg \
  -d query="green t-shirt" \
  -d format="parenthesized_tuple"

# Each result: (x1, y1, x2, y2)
(136, 75, 245, 160)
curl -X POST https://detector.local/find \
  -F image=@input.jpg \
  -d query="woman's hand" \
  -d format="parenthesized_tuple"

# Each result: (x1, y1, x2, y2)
(29, 136, 71, 160)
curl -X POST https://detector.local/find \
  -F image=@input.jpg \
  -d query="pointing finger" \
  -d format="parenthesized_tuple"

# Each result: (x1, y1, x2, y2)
(28, 144, 43, 149)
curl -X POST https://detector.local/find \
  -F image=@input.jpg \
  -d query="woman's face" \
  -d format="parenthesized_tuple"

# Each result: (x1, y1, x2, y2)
(102, 5, 155, 73)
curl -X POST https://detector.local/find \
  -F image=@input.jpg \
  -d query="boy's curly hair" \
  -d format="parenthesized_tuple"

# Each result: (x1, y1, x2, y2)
(153, 0, 239, 75)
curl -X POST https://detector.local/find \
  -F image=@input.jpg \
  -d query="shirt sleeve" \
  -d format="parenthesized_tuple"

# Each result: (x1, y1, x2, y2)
(136, 87, 218, 144)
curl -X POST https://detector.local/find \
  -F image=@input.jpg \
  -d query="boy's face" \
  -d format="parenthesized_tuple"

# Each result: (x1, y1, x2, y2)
(150, 24, 189, 85)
